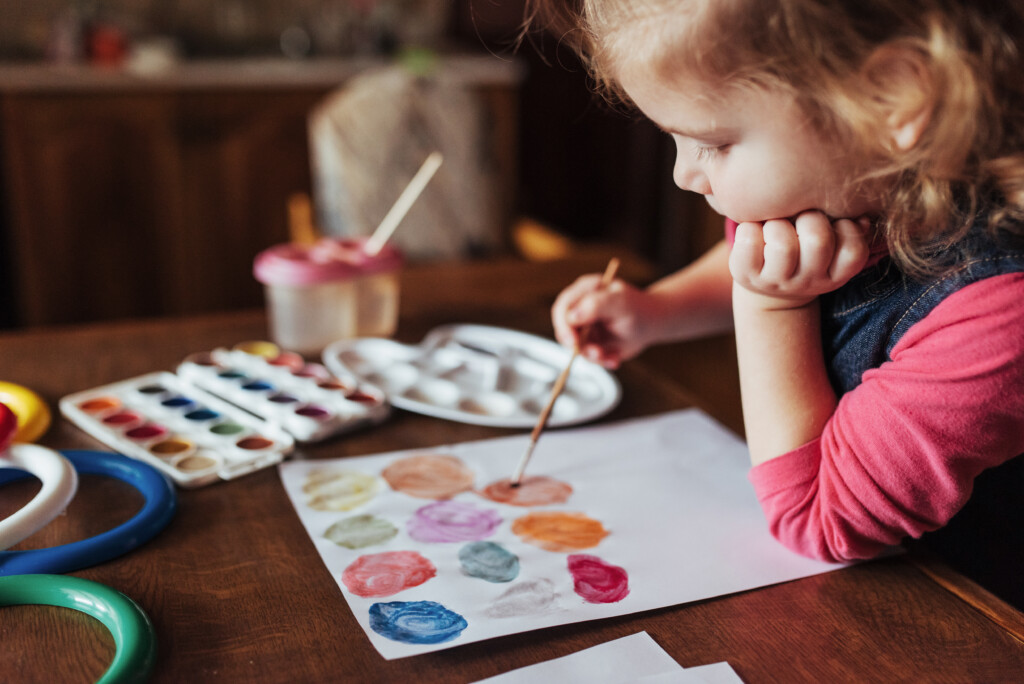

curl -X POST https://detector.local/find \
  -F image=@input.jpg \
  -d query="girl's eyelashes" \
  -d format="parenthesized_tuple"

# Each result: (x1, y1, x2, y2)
(693, 143, 730, 161)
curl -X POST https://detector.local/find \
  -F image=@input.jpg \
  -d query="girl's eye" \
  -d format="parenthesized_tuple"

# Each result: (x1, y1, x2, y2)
(693, 143, 729, 161)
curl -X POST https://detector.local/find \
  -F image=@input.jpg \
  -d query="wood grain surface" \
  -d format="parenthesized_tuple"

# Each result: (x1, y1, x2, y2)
(2, 253, 1022, 683)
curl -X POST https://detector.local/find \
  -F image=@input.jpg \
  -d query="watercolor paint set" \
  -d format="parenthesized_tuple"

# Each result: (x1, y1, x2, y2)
(60, 371, 294, 488)
(322, 324, 621, 428)
(176, 344, 389, 442)
(59, 341, 391, 488)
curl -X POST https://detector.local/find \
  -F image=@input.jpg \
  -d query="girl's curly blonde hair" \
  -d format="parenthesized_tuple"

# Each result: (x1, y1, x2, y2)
(524, 0, 1024, 276)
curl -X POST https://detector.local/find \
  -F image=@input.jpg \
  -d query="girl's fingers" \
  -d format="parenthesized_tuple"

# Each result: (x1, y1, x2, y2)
(794, 212, 836, 278)
(551, 275, 602, 346)
(728, 221, 766, 284)
(829, 218, 870, 283)
(759, 219, 800, 282)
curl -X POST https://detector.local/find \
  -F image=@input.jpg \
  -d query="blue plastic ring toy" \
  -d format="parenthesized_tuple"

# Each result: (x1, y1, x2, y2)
(0, 573, 157, 684)
(0, 450, 176, 576)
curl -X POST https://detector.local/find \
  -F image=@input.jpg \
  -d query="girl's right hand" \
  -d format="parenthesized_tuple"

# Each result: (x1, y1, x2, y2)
(551, 273, 654, 369)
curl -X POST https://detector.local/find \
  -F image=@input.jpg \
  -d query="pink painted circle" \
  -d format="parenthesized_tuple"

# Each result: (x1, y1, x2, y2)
(341, 550, 437, 598)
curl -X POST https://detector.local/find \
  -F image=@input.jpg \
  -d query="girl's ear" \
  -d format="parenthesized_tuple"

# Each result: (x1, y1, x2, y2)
(861, 44, 934, 152)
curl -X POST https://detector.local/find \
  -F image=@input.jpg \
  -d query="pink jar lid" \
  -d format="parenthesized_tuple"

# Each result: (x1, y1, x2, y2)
(253, 238, 403, 286)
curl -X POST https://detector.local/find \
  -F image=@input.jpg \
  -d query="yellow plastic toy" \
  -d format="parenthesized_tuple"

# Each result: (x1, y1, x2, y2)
(0, 381, 51, 443)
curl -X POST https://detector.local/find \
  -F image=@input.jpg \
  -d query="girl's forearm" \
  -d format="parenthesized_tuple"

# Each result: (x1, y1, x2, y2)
(644, 239, 735, 344)
(732, 285, 838, 465)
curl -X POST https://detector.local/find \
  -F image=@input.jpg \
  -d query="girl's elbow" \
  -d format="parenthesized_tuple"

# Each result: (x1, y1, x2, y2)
(769, 511, 887, 564)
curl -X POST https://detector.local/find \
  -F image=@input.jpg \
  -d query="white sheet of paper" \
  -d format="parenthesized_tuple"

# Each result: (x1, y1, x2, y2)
(471, 632, 690, 683)
(685, 662, 747, 684)
(278, 409, 843, 659)
(471, 631, 745, 684)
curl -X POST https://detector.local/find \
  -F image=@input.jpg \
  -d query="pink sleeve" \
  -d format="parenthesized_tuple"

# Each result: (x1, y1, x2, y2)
(749, 273, 1024, 563)
(724, 218, 738, 245)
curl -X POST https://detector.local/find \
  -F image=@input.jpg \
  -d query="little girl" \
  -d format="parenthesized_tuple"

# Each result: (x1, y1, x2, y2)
(531, 0, 1024, 608)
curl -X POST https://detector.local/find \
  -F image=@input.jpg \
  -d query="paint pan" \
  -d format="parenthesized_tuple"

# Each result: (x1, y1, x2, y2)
(59, 371, 294, 488)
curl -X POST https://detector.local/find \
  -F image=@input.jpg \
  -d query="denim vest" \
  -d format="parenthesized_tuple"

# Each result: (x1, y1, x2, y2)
(819, 216, 1024, 609)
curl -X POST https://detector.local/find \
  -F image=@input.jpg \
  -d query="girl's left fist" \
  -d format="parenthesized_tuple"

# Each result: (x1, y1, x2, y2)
(729, 211, 869, 308)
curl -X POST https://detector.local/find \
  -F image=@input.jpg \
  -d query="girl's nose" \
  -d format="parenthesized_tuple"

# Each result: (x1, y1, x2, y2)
(672, 150, 711, 195)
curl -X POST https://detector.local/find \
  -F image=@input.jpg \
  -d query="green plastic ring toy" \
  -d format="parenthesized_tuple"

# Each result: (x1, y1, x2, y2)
(0, 574, 156, 684)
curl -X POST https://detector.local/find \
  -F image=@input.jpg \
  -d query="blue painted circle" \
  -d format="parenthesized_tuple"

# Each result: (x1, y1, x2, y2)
(368, 600, 468, 644)
(0, 450, 176, 576)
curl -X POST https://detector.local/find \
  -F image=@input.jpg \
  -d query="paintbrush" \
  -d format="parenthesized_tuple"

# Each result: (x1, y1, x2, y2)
(363, 151, 444, 256)
(509, 257, 621, 487)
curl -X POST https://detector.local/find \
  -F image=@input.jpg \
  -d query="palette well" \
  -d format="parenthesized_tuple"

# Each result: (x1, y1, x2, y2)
(322, 324, 621, 428)
(176, 345, 389, 443)
(60, 372, 294, 488)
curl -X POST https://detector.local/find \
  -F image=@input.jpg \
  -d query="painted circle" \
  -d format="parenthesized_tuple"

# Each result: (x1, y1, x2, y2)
(511, 511, 609, 552)
(381, 453, 475, 500)
(407, 500, 502, 543)
(478, 476, 573, 507)
(342, 550, 436, 597)
(303, 469, 381, 511)
(368, 601, 468, 645)
(323, 515, 398, 549)
(567, 553, 630, 603)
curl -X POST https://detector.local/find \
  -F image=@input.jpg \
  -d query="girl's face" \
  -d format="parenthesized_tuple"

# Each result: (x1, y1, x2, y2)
(619, 69, 882, 223)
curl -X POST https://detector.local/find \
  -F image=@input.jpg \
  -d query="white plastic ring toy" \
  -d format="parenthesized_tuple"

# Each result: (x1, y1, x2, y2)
(0, 444, 79, 550)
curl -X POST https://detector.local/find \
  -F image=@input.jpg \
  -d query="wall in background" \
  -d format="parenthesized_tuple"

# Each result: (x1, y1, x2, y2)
(0, 0, 450, 60)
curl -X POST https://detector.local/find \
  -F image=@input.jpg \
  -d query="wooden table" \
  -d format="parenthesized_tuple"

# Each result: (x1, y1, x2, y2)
(2, 253, 1023, 682)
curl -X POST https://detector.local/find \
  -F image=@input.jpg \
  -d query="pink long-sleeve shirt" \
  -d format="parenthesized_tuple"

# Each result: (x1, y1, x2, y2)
(747, 267, 1024, 563)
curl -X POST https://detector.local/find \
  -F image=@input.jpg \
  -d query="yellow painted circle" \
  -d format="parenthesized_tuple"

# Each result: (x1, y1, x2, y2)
(0, 381, 51, 443)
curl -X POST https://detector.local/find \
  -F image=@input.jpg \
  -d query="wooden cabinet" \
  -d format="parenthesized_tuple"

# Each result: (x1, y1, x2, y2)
(1, 88, 325, 327)
(0, 57, 522, 328)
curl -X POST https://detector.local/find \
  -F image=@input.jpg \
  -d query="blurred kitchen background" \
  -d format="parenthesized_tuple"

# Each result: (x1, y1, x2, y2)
(0, 0, 719, 329)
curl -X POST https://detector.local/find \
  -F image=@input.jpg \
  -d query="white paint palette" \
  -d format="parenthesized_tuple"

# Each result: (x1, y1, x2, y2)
(176, 346, 389, 442)
(322, 324, 621, 428)
(60, 372, 294, 488)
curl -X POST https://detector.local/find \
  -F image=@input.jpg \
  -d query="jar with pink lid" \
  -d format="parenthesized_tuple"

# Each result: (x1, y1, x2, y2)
(253, 237, 403, 355)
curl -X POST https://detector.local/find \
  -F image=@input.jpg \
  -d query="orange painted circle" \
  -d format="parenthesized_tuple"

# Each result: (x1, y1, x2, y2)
(381, 453, 475, 499)
(511, 511, 609, 552)
(478, 476, 573, 507)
